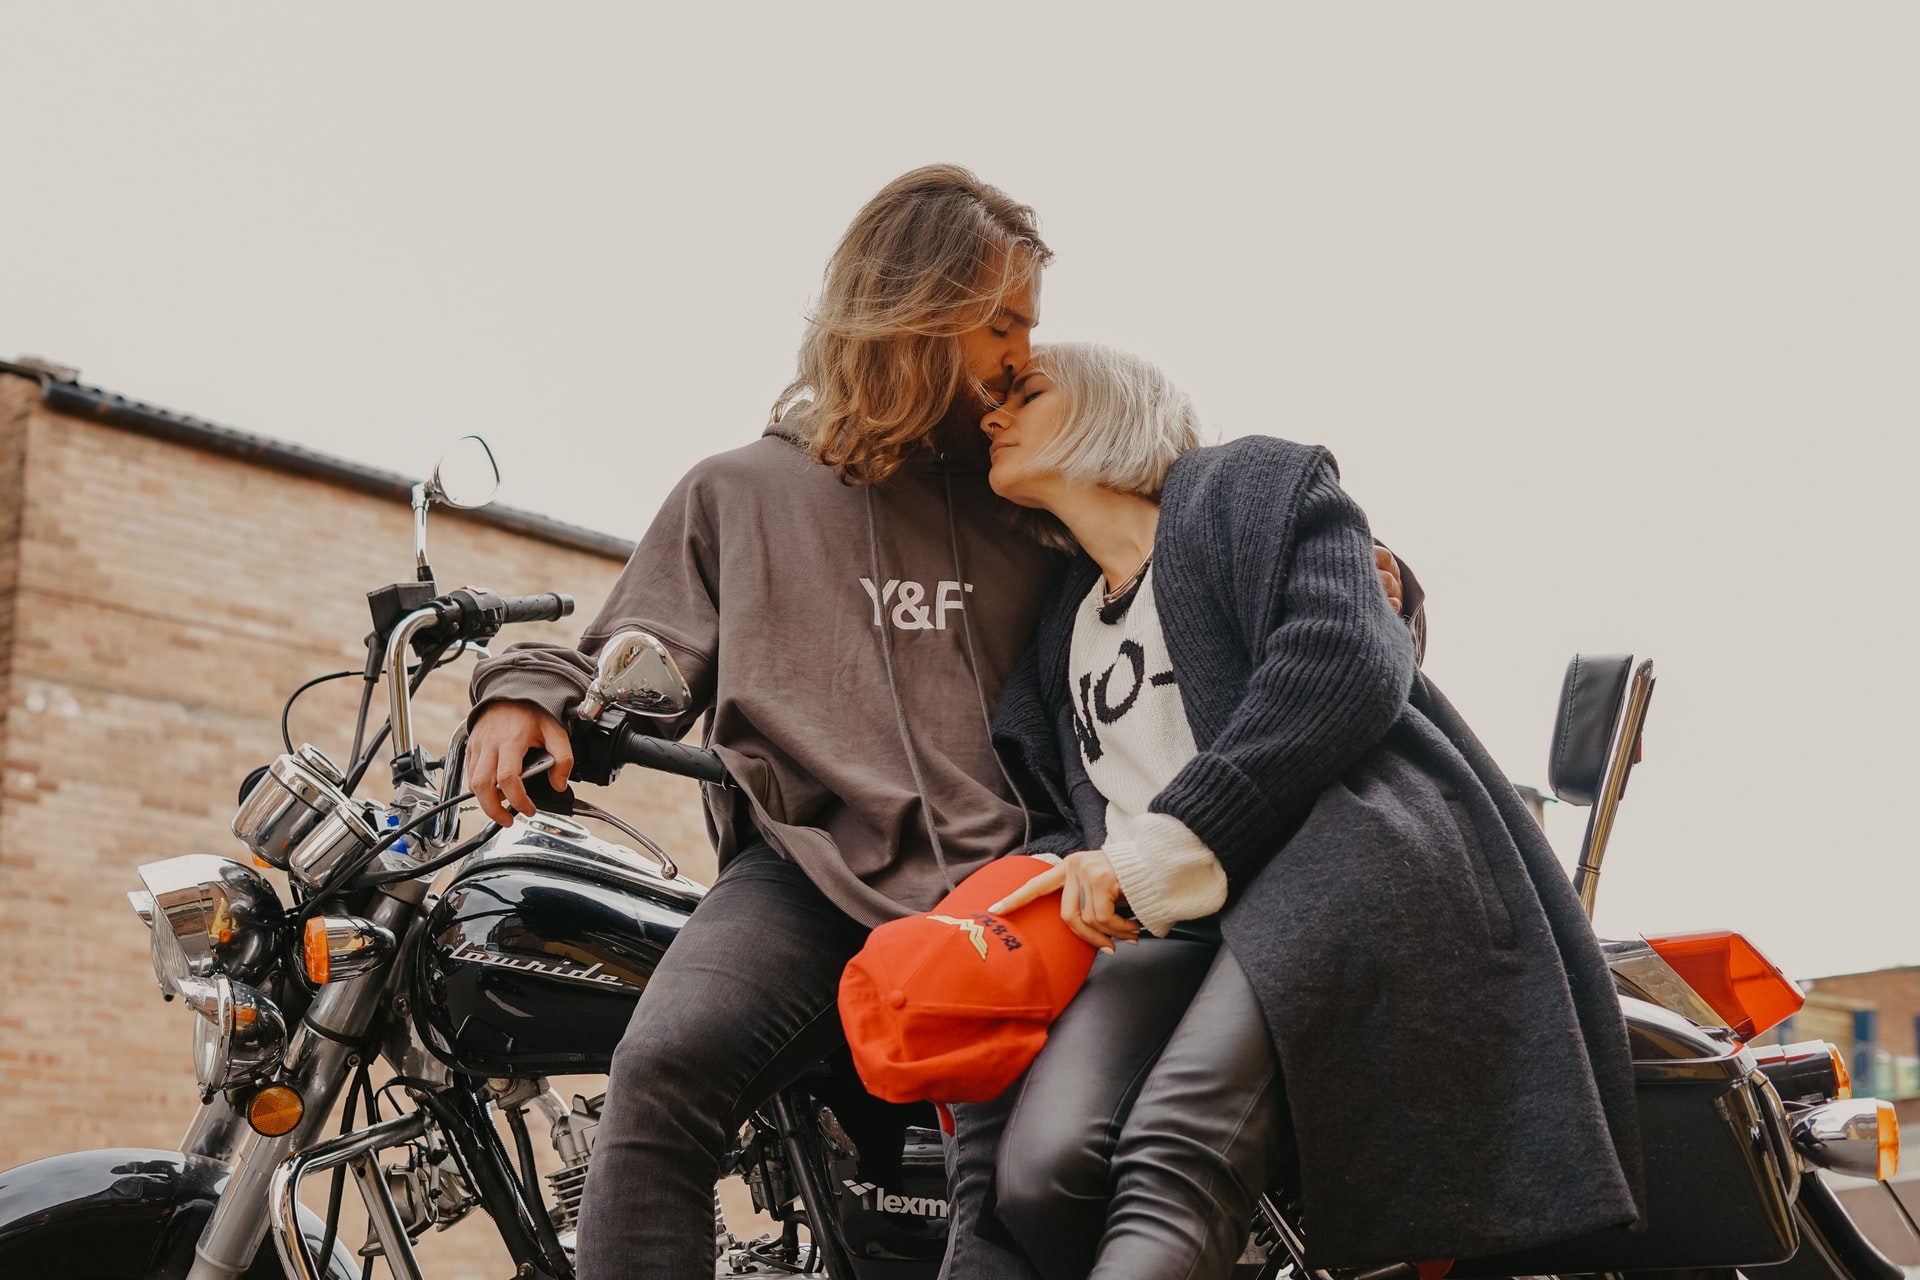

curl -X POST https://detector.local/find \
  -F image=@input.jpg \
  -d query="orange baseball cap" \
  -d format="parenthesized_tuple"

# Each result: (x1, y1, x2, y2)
(839, 856, 1098, 1105)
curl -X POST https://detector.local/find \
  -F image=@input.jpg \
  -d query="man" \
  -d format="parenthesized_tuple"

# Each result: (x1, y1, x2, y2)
(464, 164, 1415, 1276)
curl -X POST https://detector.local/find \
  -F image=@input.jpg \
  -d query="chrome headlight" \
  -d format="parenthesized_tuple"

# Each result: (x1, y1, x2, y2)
(134, 854, 285, 992)
(177, 975, 288, 1091)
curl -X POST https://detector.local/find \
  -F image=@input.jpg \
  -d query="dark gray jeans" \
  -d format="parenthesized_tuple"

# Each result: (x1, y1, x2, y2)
(945, 930, 1287, 1280)
(571, 842, 869, 1280)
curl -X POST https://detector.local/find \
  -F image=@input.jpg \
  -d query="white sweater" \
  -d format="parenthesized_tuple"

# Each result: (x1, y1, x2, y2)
(1066, 567, 1228, 936)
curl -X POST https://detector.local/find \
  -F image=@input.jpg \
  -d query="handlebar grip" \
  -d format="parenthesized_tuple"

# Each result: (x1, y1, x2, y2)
(611, 725, 732, 786)
(499, 593, 575, 625)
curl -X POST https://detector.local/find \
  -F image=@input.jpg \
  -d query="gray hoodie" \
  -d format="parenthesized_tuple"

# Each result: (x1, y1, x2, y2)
(469, 421, 1062, 927)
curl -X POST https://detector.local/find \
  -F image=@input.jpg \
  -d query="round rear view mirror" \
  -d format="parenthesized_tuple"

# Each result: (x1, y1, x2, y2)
(430, 436, 500, 510)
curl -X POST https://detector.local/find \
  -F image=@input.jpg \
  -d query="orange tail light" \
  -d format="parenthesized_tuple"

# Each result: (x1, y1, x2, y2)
(1643, 930, 1804, 1040)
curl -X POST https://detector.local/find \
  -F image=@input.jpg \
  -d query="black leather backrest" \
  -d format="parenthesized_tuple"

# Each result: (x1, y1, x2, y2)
(1548, 653, 1633, 807)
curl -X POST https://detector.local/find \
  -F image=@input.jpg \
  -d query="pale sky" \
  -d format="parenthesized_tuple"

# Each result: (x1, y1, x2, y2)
(4, 3, 1915, 978)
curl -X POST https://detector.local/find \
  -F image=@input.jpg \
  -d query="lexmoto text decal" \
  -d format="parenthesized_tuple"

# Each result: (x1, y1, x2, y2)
(843, 1179, 950, 1218)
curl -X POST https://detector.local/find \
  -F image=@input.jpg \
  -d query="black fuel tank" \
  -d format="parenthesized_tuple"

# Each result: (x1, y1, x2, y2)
(415, 814, 705, 1077)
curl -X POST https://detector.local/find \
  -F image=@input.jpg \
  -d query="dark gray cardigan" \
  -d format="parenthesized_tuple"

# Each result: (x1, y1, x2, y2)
(992, 436, 1643, 1267)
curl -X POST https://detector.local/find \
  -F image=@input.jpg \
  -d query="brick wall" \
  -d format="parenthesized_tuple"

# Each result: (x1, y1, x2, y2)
(1807, 966, 1920, 1058)
(0, 375, 715, 1276)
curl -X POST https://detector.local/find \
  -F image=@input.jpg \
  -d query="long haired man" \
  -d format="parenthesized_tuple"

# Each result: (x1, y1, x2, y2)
(465, 165, 1057, 1277)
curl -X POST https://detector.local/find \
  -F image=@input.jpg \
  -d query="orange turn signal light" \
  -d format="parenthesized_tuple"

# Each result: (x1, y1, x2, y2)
(1832, 1045, 1853, 1100)
(247, 1084, 305, 1137)
(1644, 930, 1804, 1040)
(302, 914, 394, 985)
(1877, 1100, 1899, 1181)
(302, 917, 330, 984)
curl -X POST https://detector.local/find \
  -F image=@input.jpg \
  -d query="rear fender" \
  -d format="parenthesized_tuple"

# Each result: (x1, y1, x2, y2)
(0, 1147, 357, 1280)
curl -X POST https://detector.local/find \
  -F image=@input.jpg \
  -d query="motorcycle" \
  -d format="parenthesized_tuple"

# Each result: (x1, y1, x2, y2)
(0, 437, 1908, 1280)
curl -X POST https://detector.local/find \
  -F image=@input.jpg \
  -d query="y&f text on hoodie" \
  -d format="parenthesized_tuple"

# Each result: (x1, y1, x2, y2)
(859, 578, 975, 631)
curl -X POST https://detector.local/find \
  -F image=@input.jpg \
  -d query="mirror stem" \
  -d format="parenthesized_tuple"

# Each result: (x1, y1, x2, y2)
(411, 482, 435, 584)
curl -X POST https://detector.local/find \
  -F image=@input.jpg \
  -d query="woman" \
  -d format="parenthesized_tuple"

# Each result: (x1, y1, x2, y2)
(941, 343, 1643, 1280)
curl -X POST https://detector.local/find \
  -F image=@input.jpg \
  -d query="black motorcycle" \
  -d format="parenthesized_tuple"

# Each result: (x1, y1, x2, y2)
(0, 438, 1907, 1280)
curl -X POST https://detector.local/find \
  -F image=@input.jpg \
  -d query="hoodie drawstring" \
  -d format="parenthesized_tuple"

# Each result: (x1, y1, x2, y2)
(941, 465, 1034, 857)
(867, 485, 958, 895)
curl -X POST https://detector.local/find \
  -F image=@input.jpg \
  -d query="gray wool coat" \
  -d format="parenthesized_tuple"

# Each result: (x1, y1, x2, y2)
(991, 436, 1644, 1267)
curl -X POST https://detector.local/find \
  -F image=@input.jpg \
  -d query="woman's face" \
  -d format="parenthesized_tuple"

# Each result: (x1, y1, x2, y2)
(979, 365, 1070, 507)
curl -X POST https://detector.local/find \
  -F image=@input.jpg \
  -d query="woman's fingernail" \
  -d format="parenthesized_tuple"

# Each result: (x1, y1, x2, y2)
(989, 901, 1008, 914)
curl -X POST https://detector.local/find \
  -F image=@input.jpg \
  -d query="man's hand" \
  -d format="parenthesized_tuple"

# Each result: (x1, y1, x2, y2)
(1375, 544, 1405, 615)
(989, 850, 1140, 952)
(465, 701, 574, 827)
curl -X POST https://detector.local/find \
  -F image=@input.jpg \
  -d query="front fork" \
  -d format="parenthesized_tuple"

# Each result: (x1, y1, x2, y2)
(185, 1032, 364, 1279)
(183, 891, 417, 1280)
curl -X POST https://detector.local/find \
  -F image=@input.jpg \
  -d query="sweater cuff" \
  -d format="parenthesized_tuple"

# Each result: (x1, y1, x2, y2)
(467, 648, 593, 731)
(1104, 813, 1229, 938)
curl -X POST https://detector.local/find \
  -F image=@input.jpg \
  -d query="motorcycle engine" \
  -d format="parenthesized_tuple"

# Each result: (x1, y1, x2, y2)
(543, 1092, 604, 1240)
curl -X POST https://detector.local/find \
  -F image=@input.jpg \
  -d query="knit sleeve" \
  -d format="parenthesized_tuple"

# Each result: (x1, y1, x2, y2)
(1149, 461, 1416, 886)
(1104, 812, 1229, 937)
(469, 466, 721, 742)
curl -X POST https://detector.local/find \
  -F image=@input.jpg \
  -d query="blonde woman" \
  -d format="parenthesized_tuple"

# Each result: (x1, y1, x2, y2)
(946, 344, 1642, 1280)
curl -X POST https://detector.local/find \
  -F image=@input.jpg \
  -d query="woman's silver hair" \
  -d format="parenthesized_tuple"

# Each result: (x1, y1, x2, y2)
(1009, 342, 1205, 550)
(1025, 341, 1203, 495)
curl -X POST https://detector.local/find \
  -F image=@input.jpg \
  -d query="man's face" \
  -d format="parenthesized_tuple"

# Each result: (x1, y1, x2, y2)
(952, 259, 1040, 415)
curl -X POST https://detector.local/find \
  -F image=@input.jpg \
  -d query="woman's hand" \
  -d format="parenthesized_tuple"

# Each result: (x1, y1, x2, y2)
(990, 850, 1141, 952)
(1375, 544, 1405, 615)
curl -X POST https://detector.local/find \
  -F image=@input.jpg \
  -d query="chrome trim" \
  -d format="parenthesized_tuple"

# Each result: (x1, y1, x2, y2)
(187, 1031, 359, 1278)
(1616, 995, 1754, 1085)
(1573, 657, 1655, 917)
(180, 1095, 249, 1165)
(1604, 936, 1729, 1031)
(409, 480, 437, 579)
(1792, 1098, 1895, 1180)
(1753, 1071, 1803, 1205)
(385, 606, 442, 764)
(1574, 656, 1651, 917)
(462, 819, 706, 911)
(233, 751, 349, 868)
(286, 800, 382, 888)
(309, 915, 397, 982)
(351, 1140, 427, 1280)
(177, 975, 289, 1091)
(136, 854, 285, 991)
(574, 629, 691, 721)
(269, 1111, 429, 1280)
(571, 796, 679, 880)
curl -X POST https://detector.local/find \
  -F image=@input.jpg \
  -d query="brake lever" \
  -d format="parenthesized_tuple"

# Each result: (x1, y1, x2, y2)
(516, 750, 575, 816)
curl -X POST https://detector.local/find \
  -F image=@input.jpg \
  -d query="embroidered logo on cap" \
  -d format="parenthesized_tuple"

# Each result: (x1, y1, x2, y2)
(928, 915, 989, 960)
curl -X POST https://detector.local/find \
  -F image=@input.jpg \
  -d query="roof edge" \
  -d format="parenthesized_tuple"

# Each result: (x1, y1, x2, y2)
(1, 364, 636, 563)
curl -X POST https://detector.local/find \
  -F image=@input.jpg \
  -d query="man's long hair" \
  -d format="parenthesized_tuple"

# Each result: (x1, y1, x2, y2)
(775, 165, 1052, 485)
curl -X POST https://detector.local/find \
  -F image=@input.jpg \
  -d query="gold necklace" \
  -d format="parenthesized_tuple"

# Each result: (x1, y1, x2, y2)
(1101, 554, 1153, 607)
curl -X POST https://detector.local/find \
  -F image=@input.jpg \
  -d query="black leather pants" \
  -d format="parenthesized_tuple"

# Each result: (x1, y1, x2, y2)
(946, 930, 1288, 1280)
